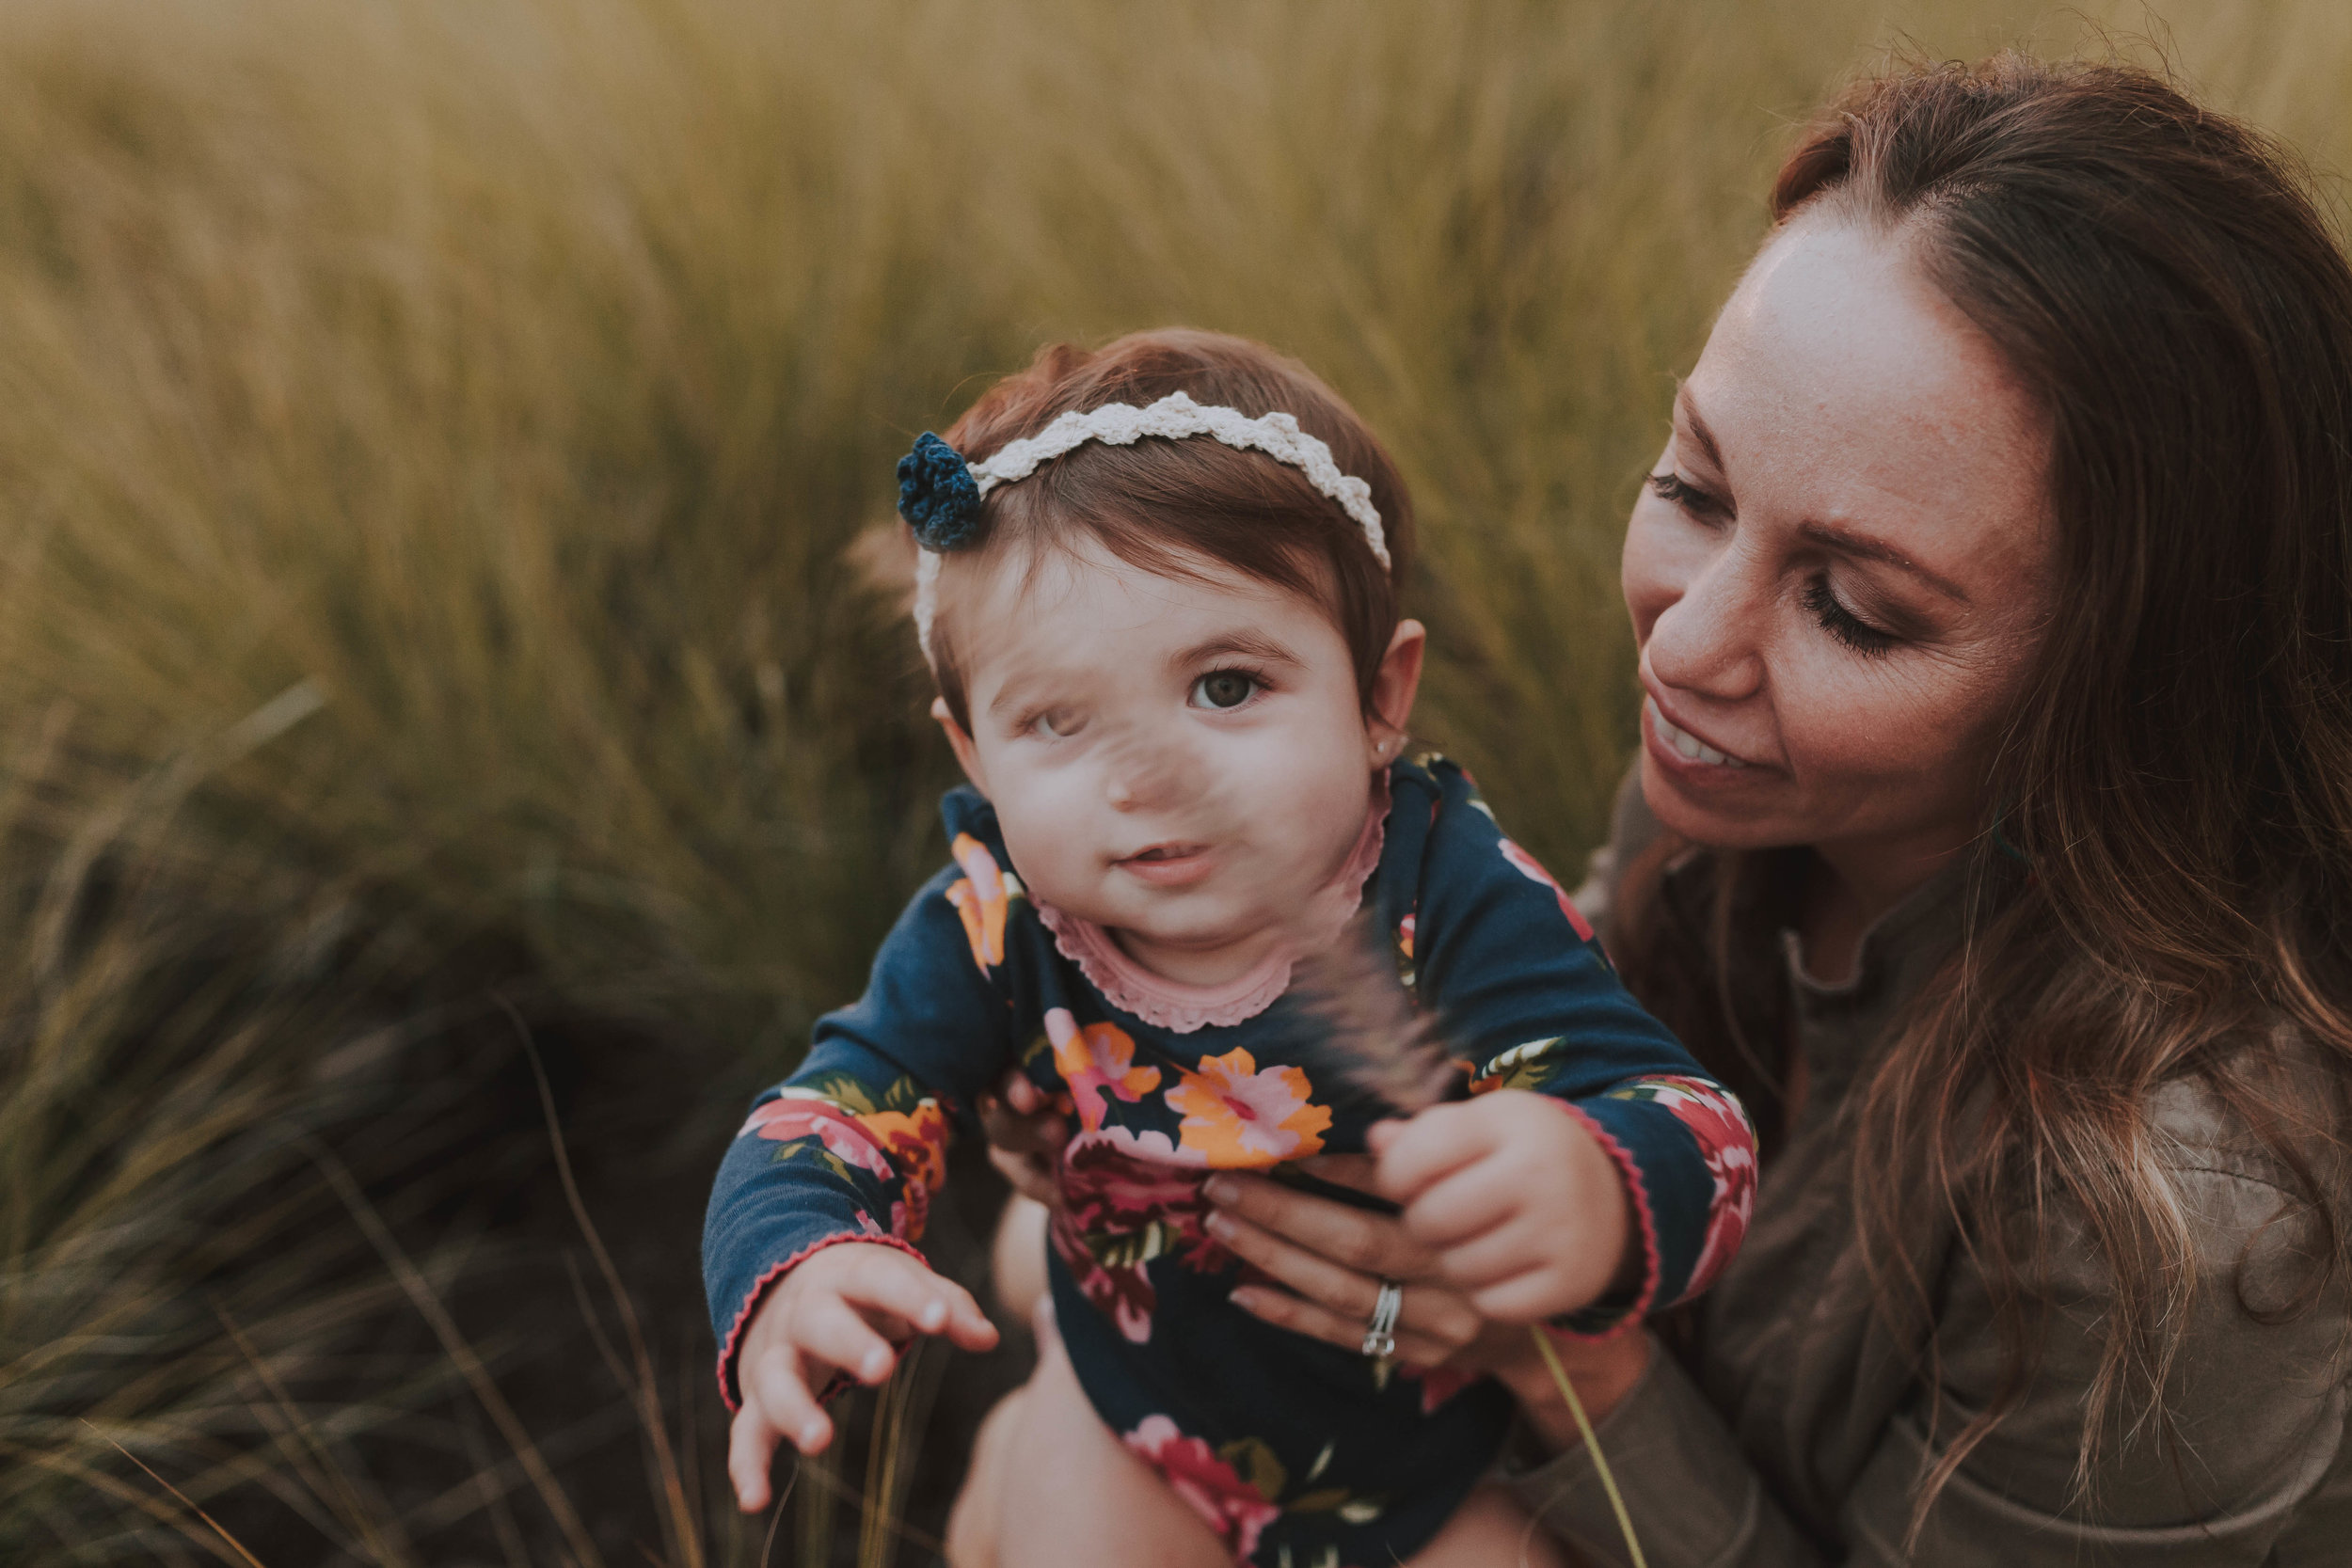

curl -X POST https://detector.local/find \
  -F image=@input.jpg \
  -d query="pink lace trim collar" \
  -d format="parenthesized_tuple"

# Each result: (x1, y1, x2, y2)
(1033, 776, 1391, 1034)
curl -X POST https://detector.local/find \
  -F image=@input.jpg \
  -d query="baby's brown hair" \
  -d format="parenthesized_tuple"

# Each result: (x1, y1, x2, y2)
(916, 328, 1415, 731)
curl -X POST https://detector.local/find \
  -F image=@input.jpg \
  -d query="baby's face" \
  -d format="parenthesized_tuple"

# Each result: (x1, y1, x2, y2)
(940, 537, 1396, 987)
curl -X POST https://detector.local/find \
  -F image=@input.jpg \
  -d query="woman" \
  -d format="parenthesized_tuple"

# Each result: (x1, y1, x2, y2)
(971, 53, 2352, 1564)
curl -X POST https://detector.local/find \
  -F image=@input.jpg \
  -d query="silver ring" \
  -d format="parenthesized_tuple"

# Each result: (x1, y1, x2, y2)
(1360, 1279, 1403, 1359)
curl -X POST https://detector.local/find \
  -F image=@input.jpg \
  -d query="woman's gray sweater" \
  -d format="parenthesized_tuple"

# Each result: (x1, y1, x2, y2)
(1508, 773, 2352, 1566)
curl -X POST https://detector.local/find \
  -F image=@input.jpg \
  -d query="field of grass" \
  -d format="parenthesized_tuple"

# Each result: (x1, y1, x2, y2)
(2, 0, 2347, 1560)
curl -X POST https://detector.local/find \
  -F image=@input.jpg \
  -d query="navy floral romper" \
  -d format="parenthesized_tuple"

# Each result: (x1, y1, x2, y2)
(705, 756, 1757, 1568)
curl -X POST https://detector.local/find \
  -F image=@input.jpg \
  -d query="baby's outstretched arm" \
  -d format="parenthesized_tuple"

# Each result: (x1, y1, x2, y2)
(728, 1242, 997, 1511)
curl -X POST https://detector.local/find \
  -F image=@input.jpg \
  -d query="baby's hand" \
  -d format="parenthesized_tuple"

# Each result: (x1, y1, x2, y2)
(1368, 1090, 1636, 1323)
(727, 1241, 998, 1512)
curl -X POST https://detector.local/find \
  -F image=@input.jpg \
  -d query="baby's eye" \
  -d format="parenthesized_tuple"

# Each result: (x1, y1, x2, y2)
(1032, 708, 1082, 738)
(1189, 671, 1260, 711)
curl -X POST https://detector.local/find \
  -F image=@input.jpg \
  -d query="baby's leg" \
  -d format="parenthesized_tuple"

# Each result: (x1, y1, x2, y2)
(947, 1305, 1232, 1568)
(1406, 1483, 1572, 1568)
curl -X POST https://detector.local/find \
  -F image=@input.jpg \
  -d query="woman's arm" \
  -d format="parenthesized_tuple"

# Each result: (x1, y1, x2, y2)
(1197, 1140, 2347, 1566)
(1505, 1155, 2351, 1567)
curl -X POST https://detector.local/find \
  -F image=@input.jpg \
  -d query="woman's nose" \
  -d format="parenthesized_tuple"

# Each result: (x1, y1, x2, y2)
(1645, 546, 1767, 701)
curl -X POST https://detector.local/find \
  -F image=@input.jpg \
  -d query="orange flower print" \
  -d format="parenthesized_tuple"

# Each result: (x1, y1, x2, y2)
(856, 1100, 951, 1202)
(1045, 1007, 1161, 1132)
(1168, 1048, 1331, 1167)
(944, 832, 1021, 974)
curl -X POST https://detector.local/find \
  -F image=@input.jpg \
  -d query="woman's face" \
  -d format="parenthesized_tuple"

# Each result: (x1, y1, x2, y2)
(1622, 214, 2055, 889)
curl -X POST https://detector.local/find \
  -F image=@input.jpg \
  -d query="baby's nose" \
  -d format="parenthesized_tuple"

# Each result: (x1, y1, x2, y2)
(1103, 732, 1204, 811)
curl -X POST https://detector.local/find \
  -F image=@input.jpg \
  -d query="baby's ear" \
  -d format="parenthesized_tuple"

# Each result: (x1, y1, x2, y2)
(1366, 619, 1427, 763)
(931, 697, 990, 797)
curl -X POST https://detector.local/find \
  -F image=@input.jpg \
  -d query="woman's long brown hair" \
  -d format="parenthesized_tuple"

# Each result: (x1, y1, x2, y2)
(1615, 54, 2352, 1533)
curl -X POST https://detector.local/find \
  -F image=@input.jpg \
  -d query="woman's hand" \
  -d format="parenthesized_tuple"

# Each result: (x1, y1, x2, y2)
(1201, 1149, 1654, 1451)
(1203, 1155, 1521, 1376)
(977, 1069, 1068, 1206)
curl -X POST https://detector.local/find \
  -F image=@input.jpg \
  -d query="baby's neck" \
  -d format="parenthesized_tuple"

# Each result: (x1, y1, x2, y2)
(1106, 921, 1289, 990)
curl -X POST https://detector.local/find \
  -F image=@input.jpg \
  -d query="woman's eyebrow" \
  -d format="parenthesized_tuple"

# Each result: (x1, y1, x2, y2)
(1677, 386, 1971, 605)
(1674, 387, 1728, 472)
(1172, 630, 1304, 670)
(1798, 521, 1972, 603)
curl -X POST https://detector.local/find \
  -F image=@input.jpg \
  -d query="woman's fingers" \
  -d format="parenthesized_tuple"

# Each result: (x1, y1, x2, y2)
(987, 1142, 1061, 1206)
(1205, 1205, 1384, 1320)
(1202, 1172, 1438, 1281)
(1227, 1282, 1462, 1368)
(1293, 1153, 1380, 1195)
(1205, 1206, 1484, 1355)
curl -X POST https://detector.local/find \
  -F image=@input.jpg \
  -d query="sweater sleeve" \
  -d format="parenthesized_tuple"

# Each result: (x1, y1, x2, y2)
(1507, 1151, 2351, 1566)
(1410, 762, 1756, 1332)
(702, 837, 1019, 1408)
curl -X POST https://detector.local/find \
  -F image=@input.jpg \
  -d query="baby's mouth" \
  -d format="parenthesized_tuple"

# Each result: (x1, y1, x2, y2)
(1114, 842, 1217, 885)
(1120, 842, 1209, 866)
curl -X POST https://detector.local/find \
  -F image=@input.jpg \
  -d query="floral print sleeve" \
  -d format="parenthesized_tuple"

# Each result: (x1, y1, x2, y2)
(700, 834, 1018, 1409)
(1386, 759, 1758, 1333)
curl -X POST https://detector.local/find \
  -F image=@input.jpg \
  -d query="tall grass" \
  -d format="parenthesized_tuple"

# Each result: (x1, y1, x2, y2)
(1, 0, 2348, 1560)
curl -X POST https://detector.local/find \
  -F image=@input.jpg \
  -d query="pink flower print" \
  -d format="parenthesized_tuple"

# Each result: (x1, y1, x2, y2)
(739, 1095, 895, 1180)
(1048, 1132, 1229, 1343)
(1499, 837, 1596, 941)
(945, 832, 1018, 973)
(1168, 1047, 1332, 1167)
(1044, 1007, 1161, 1133)
(1397, 912, 1416, 959)
(1121, 1416, 1281, 1560)
(1404, 1362, 1479, 1415)
(1620, 1075, 1757, 1297)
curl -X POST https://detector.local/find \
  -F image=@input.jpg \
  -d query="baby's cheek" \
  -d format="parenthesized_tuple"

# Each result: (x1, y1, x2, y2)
(1016, 769, 1138, 901)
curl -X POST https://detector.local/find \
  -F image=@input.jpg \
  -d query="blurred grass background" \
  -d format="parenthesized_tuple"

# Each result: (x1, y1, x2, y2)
(1, 0, 2346, 1560)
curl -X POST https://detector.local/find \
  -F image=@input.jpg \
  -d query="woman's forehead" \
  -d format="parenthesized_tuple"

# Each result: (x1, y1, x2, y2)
(1687, 216, 2052, 577)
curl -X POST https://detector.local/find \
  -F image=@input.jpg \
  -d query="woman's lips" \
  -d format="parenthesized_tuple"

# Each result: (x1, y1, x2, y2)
(1115, 843, 1217, 888)
(1645, 695, 1761, 772)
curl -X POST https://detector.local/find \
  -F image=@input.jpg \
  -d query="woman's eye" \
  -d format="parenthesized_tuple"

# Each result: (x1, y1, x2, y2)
(1646, 469, 1729, 521)
(1189, 671, 1260, 710)
(1801, 577, 1899, 657)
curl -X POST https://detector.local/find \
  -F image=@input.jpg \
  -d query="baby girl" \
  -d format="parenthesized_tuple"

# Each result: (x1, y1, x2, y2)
(703, 329, 1756, 1567)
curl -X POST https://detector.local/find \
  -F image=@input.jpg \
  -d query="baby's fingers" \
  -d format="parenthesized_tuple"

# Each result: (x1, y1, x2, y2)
(727, 1403, 784, 1513)
(1371, 1102, 1490, 1203)
(797, 1294, 905, 1386)
(840, 1253, 1001, 1354)
(730, 1357, 830, 1512)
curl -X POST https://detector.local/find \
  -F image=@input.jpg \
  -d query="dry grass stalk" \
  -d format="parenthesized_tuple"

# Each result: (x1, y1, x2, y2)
(1290, 911, 1458, 1114)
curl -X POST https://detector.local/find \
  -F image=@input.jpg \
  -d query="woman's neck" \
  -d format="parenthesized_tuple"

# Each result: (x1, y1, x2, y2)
(1799, 834, 1965, 986)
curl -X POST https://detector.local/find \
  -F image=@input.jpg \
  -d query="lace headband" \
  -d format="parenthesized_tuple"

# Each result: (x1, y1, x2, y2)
(896, 390, 1390, 660)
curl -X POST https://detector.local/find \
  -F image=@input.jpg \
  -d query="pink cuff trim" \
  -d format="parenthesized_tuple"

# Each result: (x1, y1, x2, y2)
(1032, 773, 1390, 1034)
(1551, 1101, 1661, 1342)
(715, 1227, 929, 1411)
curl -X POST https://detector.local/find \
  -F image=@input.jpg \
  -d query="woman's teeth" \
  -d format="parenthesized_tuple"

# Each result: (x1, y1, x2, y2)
(1647, 698, 1747, 768)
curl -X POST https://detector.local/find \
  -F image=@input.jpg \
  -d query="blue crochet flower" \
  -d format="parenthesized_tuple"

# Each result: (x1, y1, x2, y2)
(897, 433, 983, 550)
